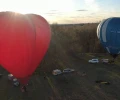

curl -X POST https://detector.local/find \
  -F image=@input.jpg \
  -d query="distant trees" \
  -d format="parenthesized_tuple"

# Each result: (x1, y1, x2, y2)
(51, 23, 106, 53)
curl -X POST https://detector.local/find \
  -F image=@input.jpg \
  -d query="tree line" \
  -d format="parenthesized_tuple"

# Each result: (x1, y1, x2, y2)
(51, 23, 106, 54)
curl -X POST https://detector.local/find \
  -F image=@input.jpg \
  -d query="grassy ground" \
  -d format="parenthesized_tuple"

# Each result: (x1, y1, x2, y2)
(0, 53, 120, 100)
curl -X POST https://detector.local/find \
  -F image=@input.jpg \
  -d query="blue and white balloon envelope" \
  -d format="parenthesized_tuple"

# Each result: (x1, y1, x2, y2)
(97, 17, 120, 58)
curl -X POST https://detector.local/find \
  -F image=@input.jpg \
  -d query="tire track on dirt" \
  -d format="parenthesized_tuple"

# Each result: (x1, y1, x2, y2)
(44, 72, 62, 100)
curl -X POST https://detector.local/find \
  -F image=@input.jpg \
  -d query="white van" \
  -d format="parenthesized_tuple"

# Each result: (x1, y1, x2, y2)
(101, 59, 109, 63)
(88, 59, 99, 63)
(52, 69, 62, 75)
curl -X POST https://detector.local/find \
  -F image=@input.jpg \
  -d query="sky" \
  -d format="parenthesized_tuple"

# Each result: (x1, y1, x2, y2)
(0, 0, 120, 24)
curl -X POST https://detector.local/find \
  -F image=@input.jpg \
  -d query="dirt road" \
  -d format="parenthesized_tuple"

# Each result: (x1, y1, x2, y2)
(0, 54, 120, 100)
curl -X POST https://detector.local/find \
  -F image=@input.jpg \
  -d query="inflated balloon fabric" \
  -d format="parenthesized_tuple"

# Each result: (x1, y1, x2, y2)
(97, 17, 120, 58)
(0, 12, 51, 84)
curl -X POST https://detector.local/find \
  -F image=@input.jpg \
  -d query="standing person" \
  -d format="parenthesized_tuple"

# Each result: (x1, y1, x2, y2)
(21, 85, 27, 92)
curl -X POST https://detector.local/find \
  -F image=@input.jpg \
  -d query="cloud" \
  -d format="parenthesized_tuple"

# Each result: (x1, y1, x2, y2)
(84, 0, 100, 12)
(46, 13, 56, 15)
(85, 0, 95, 4)
(44, 10, 65, 16)
(69, 16, 85, 19)
(50, 10, 58, 12)
(77, 9, 88, 11)
(90, 13, 96, 15)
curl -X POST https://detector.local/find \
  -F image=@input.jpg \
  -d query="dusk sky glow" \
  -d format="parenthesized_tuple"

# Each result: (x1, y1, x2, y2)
(0, 0, 120, 24)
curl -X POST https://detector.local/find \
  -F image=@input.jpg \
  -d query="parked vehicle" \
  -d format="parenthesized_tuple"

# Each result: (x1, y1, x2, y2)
(52, 69, 62, 75)
(8, 74, 20, 86)
(13, 78, 20, 86)
(88, 59, 99, 63)
(63, 68, 75, 73)
(101, 59, 109, 63)
(8, 74, 14, 81)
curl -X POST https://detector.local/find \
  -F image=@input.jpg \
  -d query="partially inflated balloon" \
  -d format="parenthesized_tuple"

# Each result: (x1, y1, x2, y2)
(97, 17, 120, 58)
(0, 12, 51, 84)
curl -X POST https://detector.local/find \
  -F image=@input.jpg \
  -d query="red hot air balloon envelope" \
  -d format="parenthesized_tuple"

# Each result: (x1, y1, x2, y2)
(0, 12, 51, 85)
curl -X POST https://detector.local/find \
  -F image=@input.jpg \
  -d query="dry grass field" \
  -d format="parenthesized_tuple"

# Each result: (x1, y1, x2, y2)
(0, 23, 120, 100)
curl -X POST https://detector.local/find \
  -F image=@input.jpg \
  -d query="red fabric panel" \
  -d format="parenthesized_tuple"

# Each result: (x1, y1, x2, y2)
(0, 12, 51, 85)
(26, 14, 51, 75)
